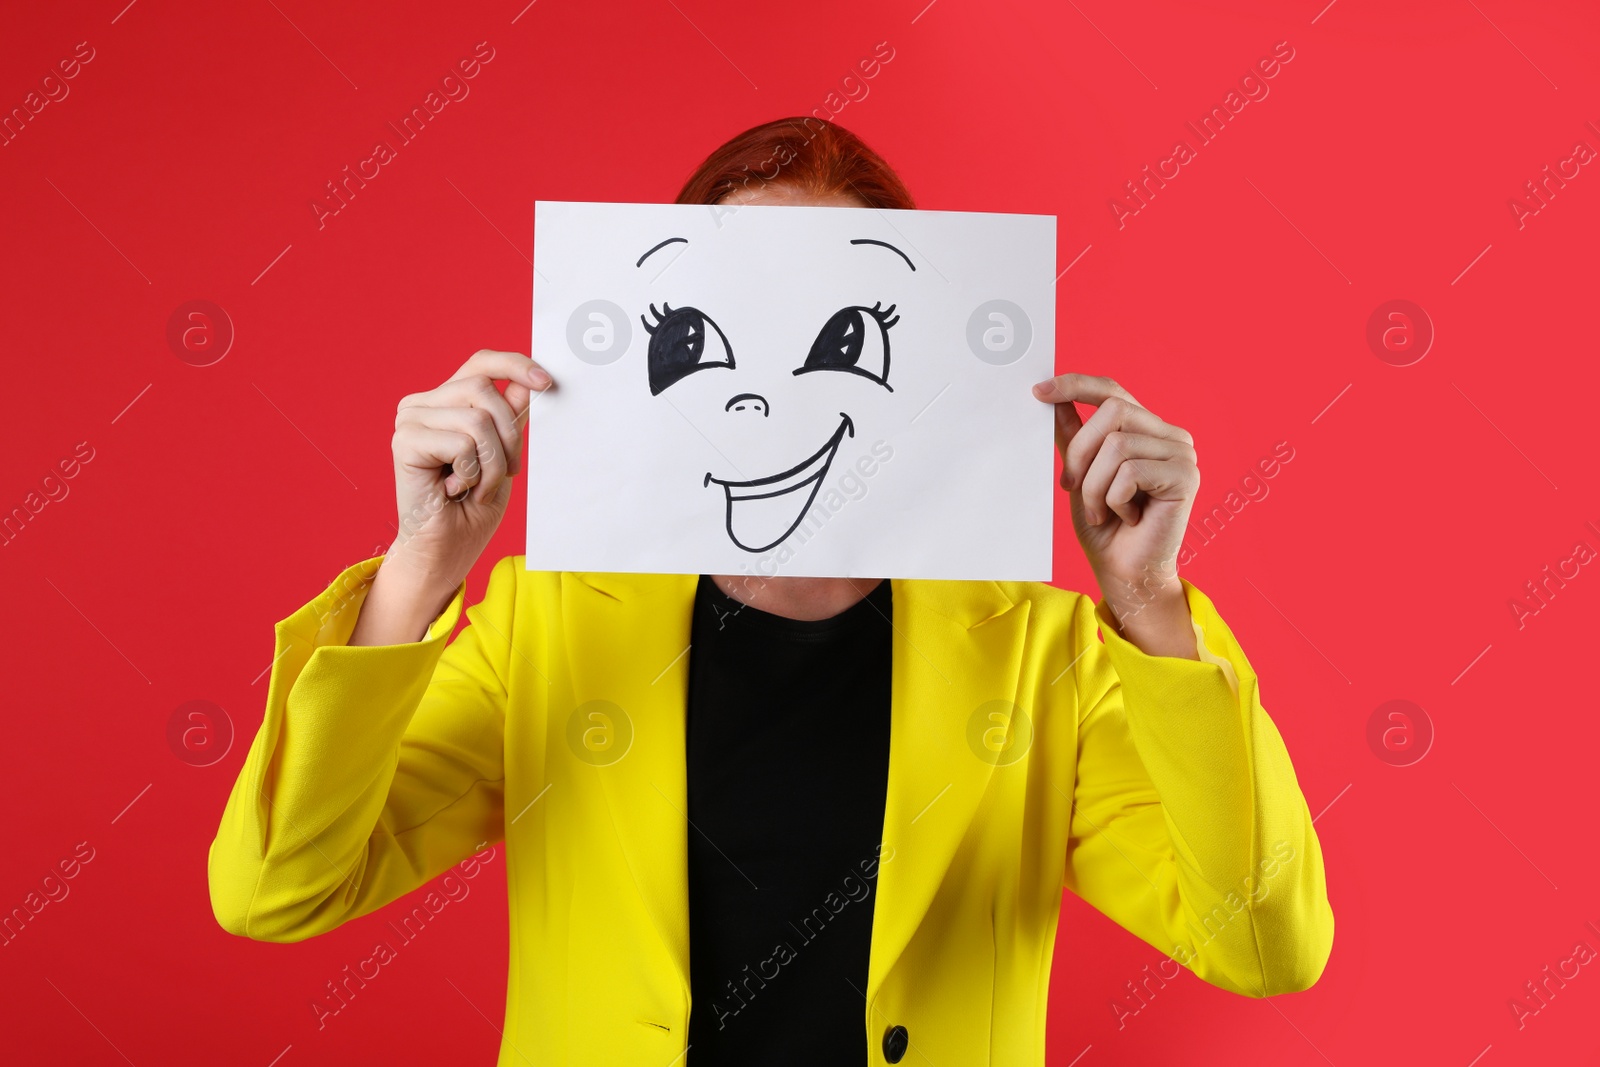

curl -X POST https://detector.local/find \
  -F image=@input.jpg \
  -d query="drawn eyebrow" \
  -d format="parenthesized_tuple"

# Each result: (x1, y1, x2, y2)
(636, 237, 688, 268)
(849, 238, 915, 271)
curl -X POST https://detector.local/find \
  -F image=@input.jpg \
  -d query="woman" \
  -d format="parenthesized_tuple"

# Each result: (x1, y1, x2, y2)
(209, 117, 1333, 1066)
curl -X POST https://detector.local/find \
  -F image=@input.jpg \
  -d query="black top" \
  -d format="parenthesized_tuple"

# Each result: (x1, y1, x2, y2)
(684, 574, 894, 1066)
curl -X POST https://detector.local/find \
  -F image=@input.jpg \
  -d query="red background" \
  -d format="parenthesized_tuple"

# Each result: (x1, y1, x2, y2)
(3, 1, 1598, 1063)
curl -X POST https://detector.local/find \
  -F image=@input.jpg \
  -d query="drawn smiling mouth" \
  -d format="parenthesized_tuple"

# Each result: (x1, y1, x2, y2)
(704, 413, 855, 553)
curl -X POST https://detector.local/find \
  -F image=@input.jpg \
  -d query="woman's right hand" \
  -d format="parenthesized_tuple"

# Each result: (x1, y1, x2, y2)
(350, 349, 553, 645)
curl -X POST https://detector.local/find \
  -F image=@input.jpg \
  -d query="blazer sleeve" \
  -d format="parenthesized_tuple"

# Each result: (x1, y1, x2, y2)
(1060, 578, 1334, 996)
(208, 553, 517, 943)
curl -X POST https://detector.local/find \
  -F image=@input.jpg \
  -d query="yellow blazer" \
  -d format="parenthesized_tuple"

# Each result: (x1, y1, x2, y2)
(209, 554, 1334, 1066)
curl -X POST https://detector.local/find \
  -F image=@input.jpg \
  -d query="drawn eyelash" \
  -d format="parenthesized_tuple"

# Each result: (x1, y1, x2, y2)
(868, 300, 900, 329)
(641, 301, 675, 335)
(645, 301, 898, 333)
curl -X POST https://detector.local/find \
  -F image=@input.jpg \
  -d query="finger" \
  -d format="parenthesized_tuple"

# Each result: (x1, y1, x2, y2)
(1079, 432, 1189, 524)
(1062, 397, 1173, 488)
(504, 378, 534, 428)
(501, 384, 531, 476)
(1105, 458, 1199, 526)
(1052, 398, 1085, 486)
(1104, 461, 1143, 526)
(1032, 372, 1141, 410)
(398, 406, 509, 502)
(504, 369, 555, 436)
(447, 349, 553, 392)
(394, 426, 480, 497)
(400, 377, 523, 476)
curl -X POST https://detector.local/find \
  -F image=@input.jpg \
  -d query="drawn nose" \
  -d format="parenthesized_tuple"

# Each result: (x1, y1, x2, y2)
(724, 392, 769, 417)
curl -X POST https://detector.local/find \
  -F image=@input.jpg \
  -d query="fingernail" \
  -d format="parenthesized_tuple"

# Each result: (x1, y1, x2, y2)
(1032, 382, 1051, 398)
(529, 367, 551, 388)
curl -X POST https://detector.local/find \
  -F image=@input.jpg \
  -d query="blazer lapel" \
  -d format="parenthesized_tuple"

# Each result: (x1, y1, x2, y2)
(561, 570, 699, 995)
(559, 570, 1031, 1011)
(867, 578, 1031, 1003)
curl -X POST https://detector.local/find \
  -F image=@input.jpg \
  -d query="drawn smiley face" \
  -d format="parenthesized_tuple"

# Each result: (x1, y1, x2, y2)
(636, 235, 914, 553)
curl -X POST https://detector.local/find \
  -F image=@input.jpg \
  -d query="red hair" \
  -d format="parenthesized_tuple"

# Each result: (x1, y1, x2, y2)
(675, 117, 915, 210)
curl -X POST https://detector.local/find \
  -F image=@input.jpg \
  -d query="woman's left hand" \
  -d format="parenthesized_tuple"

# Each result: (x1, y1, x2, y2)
(1032, 373, 1202, 650)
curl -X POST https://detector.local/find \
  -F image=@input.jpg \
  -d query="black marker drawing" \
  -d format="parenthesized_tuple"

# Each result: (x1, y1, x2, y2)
(643, 302, 735, 395)
(636, 234, 916, 553)
(635, 237, 688, 268)
(704, 413, 854, 553)
(724, 393, 769, 415)
(849, 238, 916, 272)
(793, 300, 897, 391)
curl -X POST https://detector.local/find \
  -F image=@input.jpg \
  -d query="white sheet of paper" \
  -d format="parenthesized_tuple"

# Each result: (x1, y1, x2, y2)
(526, 200, 1056, 581)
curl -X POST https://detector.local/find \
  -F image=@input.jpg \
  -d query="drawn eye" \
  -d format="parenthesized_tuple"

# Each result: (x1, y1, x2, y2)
(793, 302, 898, 391)
(643, 302, 734, 395)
